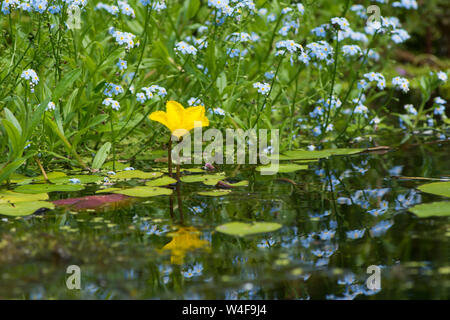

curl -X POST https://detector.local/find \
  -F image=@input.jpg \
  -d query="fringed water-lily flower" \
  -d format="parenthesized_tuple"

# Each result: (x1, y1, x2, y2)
(149, 100, 209, 138)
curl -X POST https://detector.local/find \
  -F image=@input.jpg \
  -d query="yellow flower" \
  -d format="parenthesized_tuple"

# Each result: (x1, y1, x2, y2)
(161, 226, 210, 264)
(149, 100, 209, 138)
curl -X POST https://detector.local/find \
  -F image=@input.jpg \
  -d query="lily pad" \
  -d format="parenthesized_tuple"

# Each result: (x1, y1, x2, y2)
(417, 182, 450, 198)
(96, 187, 122, 194)
(14, 184, 85, 194)
(0, 201, 55, 216)
(110, 170, 163, 180)
(216, 222, 282, 237)
(50, 175, 104, 184)
(14, 172, 67, 185)
(0, 191, 49, 204)
(256, 163, 308, 173)
(113, 186, 173, 197)
(145, 176, 177, 187)
(409, 202, 450, 218)
(197, 189, 232, 196)
(103, 161, 130, 171)
(219, 180, 249, 187)
(181, 174, 225, 184)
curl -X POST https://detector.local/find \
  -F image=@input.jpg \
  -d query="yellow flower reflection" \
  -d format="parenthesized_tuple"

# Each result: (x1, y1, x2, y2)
(161, 226, 210, 264)
(149, 100, 209, 138)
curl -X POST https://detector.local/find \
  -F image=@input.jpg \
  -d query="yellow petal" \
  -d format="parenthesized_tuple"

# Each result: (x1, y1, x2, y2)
(184, 106, 209, 131)
(149, 111, 171, 131)
(166, 100, 185, 132)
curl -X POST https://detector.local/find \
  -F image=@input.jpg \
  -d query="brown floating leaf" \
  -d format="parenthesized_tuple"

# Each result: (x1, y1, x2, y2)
(53, 194, 133, 211)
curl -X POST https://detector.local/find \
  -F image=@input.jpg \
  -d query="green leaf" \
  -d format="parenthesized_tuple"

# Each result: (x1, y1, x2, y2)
(96, 187, 122, 194)
(180, 174, 225, 184)
(0, 158, 28, 184)
(103, 161, 130, 171)
(52, 69, 82, 101)
(110, 170, 163, 180)
(0, 201, 55, 216)
(417, 182, 450, 198)
(4, 108, 22, 135)
(92, 142, 112, 170)
(14, 184, 85, 194)
(187, 0, 200, 19)
(409, 202, 450, 218)
(0, 191, 49, 204)
(14, 172, 67, 185)
(2, 119, 22, 159)
(256, 163, 308, 173)
(145, 176, 177, 187)
(216, 222, 282, 237)
(113, 186, 173, 197)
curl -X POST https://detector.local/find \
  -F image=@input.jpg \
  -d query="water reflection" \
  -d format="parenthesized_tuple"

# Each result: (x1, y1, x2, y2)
(0, 137, 448, 299)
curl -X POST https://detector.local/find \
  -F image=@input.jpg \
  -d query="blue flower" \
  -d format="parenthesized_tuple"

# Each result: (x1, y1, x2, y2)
(253, 82, 270, 95)
(319, 229, 335, 240)
(370, 220, 393, 237)
(117, 59, 127, 71)
(346, 229, 365, 240)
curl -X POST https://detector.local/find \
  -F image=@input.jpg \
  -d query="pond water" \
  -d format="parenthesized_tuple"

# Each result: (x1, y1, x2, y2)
(0, 135, 448, 300)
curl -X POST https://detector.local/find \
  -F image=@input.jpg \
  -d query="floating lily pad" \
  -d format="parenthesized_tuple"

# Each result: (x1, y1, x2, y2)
(256, 163, 308, 173)
(216, 222, 282, 237)
(220, 180, 249, 187)
(103, 161, 130, 171)
(181, 174, 225, 184)
(14, 172, 67, 185)
(0, 191, 49, 204)
(113, 186, 173, 197)
(409, 202, 450, 218)
(110, 170, 163, 180)
(50, 175, 104, 184)
(0, 201, 54, 216)
(417, 182, 450, 198)
(145, 176, 177, 187)
(270, 148, 364, 161)
(197, 189, 232, 196)
(96, 187, 122, 194)
(14, 184, 85, 194)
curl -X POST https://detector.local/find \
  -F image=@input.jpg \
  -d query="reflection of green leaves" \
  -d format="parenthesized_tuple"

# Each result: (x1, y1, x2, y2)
(409, 202, 450, 218)
(418, 182, 450, 198)
(110, 170, 163, 180)
(0, 191, 49, 204)
(197, 190, 232, 196)
(271, 148, 364, 161)
(0, 201, 54, 216)
(145, 176, 177, 187)
(256, 163, 308, 173)
(216, 222, 282, 237)
(113, 186, 173, 197)
(14, 184, 84, 194)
